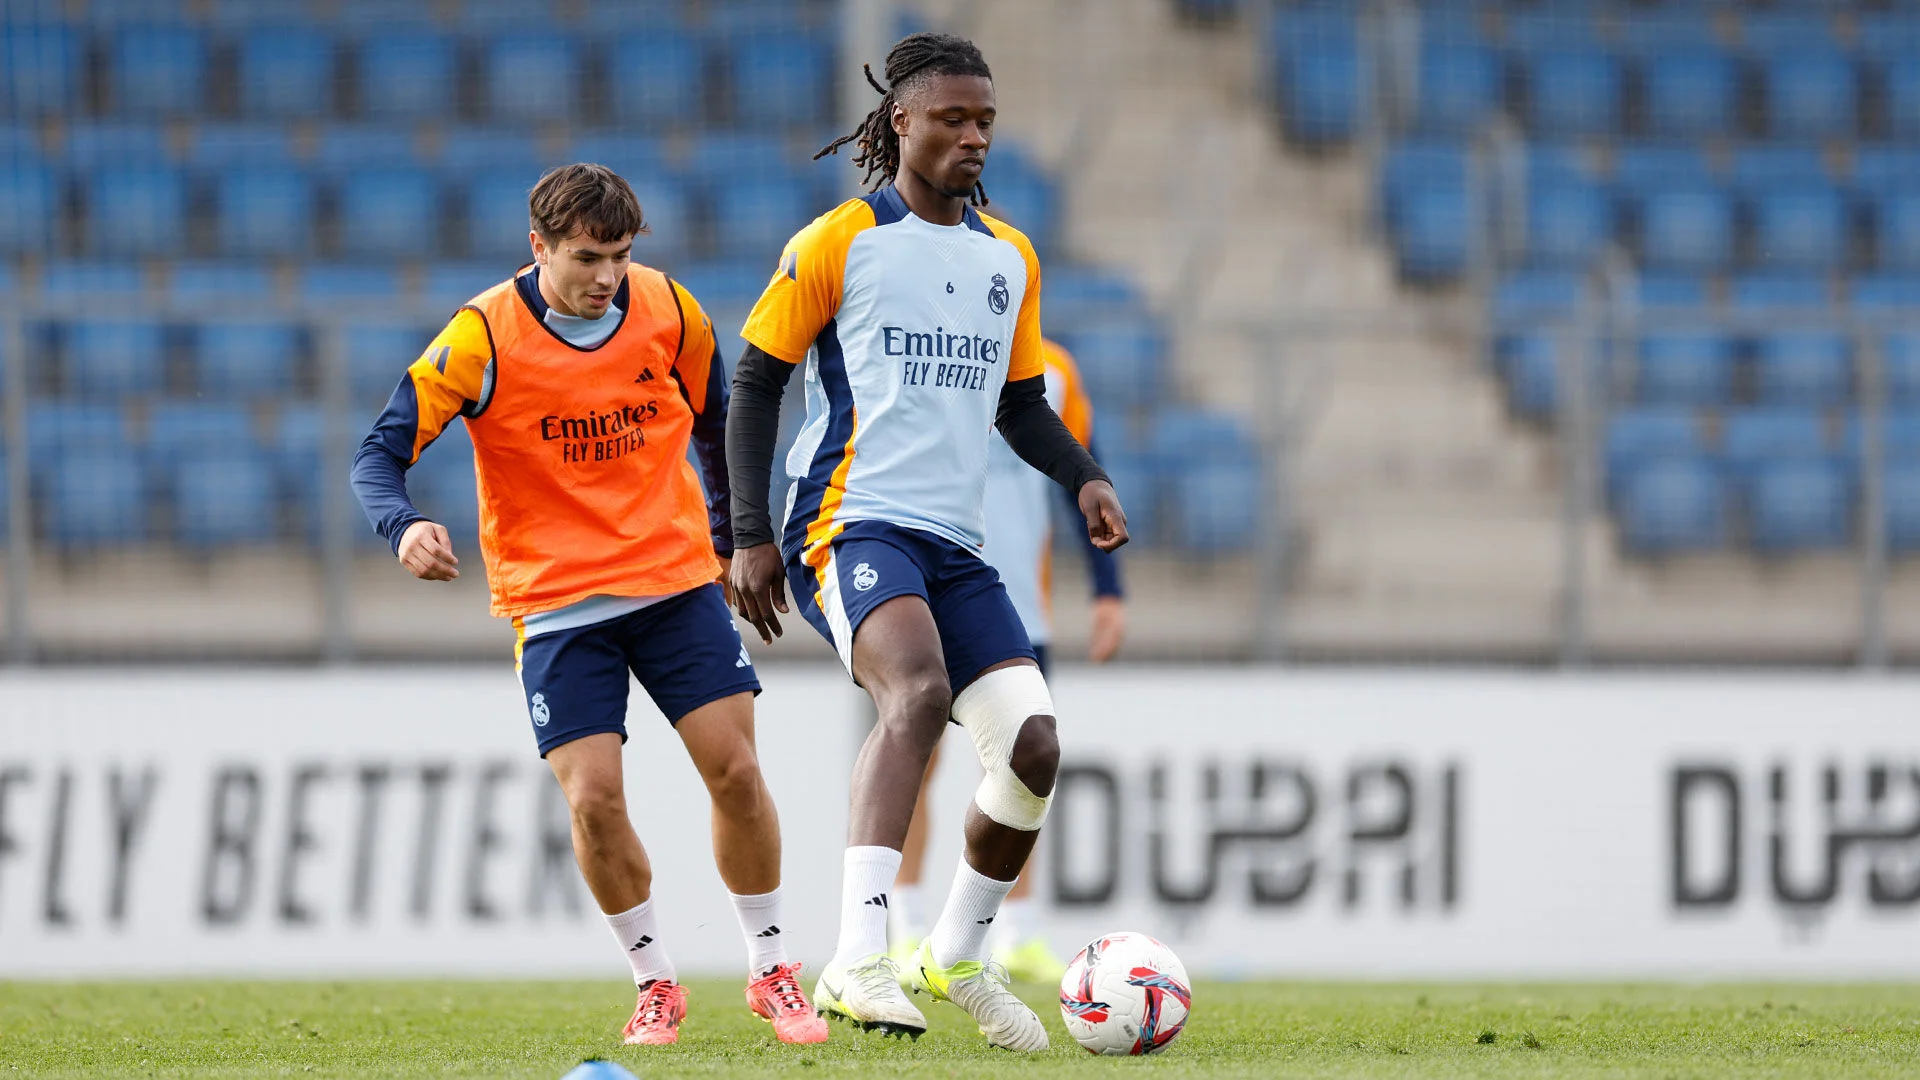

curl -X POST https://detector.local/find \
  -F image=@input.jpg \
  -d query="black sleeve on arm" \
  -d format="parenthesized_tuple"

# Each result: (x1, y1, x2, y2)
(995, 375, 1109, 496)
(727, 343, 798, 550)
(686, 342, 734, 557)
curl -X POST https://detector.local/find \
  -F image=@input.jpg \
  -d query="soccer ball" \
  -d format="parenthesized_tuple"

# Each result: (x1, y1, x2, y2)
(1057, 931, 1192, 1055)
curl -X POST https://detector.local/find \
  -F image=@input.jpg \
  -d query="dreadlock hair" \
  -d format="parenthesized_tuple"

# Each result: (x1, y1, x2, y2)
(815, 32, 994, 205)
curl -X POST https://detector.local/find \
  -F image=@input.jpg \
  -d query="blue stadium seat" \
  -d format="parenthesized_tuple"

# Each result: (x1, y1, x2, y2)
(1618, 457, 1726, 554)
(85, 0, 187, 22)
(346, 322, 430, 405)
(1414, 38, 1501, 134)
(1749, 459, 1852, 553)
(272, 402, 325, 544)
(1762, 49, 1856, 141)
(485, 34, 579, 125)
(1605, 406, 1704, 505)
(1850, 147, 1920, 198)
(1754, 333, 1852, 407)
(1060, 316, 1164, 412)
(27, 404, 130, 470)
(609, 30, 707, 129)
(464, 171, 544, 258)
(408, 421, 478, 541)
(1638, 184, 1733, 271)
(566, 134, 671, 180)
(41, 261, 144, 303)
(1097, 452, 1159, 547)
(1849, 273, 1920, 310)
(1526, 178, 1611, 267)
(1613, 144, 1715, 193)
(1843, 410, 1920, 464)
(1885, 58, 1920, 142)
(582, 0, 689, 30)
(172, 451, 279, 548)
(1721, 407, 1831, 493)
(88, 168, 188, 255)
(356, 32, 457, 121)
(1641, 47, 1737, 138)
(171, 263, 276, 309)
(1729, 146, 1829, 191)
(438, 130, 546, 176)
(190, 124, 297, 170)
(673, 259, 776, 310)
(1883, 334, 1920, 404)
(1615, 11, 1718, 54)
(0, 164, 55, 252)
(1637, 331, 1734, 406)
(1886, 461, 1920, 553)
(1271, 11, 1364, 147)
(216, 168, 316, 256)
(147, 403, 258, 468)
(43, 452, 147, 548)
(729, 33, 832, 128)
(110, 25, 207, 116)
(1524, 48, 1621, 136)
(1492, 269, 1589, 322)
(194, 323, 302, 400)
(63, 121, 170, 170)
(1494, 331, 1561, 420)
(314, 126, 423, 174)
(1857, 14, 1920, 61)
(1748, 185, 1846, 270)
(1506, 11, 1594, 53)
(300, 264, 404, 301)
(0, 122, 41, 162)
(982, 147, 1059, 254)
(711, 177, 810, 259)
(336, 168, 439, 257)
(1729, 272, 1828, 310)
(1382, 142, 1472, 282)
(424, 264, 508, 310)
(1635, 273, 1711, 310)
(0, 24, 81, 113)
(1166, 456, 1262, 553)
(337, 0, 437, 29)
(65, 321, 165, 400)
(686, 132, 799, 184)
(1872, 192, 1920, 271)
(237, 28, 336, 119)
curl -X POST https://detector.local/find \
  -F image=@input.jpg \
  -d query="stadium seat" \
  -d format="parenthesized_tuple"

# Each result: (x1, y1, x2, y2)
(41, 262, 145, 304)
(1762, 50, 1856, 141)
(0, 163, 55, 253)
(1636, 331, 1734, 406)
(1849, 273, 1920, 310)
(981, 147, 1059, 254)
(299, 264, 405, 301)
(63, 121, 171, 170)
(1166, 457, 1263, 553)
(1748, 185, 1846, 271)
(424, 264, 508, 310)
(147, 403, 259, 468)
(1720, 407, 1831, 493)
(673, 259, 777, 310)
(1728, 146, 1829, 191)
(408, 421, 479, 542)
(581, 0, 689, 30)
(566, 134, 671, 181)
(1523, 48, 1621, 137)
(170, 263, 276, 310)
(190, 125, 297, 170)
(273, 402, 326, 545)
(686, 132, 800, 184)
(1635, 273, 1711, 310)
(608, 31, 707, 129)
(1883, 58, 1920, 142)
(1097, 452, 1159, 547)
(237, 28, 336, 119)
(1843, 410, 1920, 464)
(1883, 334, 1920, 404)
(1637, 184, 1733, 271)
(356, 32, 457, 121)
(1615, 11, 1718, 54)
(1754, 333, 1852, 407)
(0, 122, 40, 163)
(1060, 316, 1165, 412)
(1613, 144, 1715, 194)
(711, 177, 811, 259)
(1414, 37, 1501, 135)
(1641, 47, 1737, 138)
(728, 33, 832, 128)
(216, 168, 316, 257)
(0, 23, 81, 114)
(1872, 192, 1920, 271)
(1743, 12, 1841, 53)
(1604, 406, 1704, 506)
(194, 323, 303, 400)
(1046, 266, 1142, 325)
(43, 452, 148, 548)
(336, 168, 439, 257)
(65, 321, 165, 400)
(87, 168, 188, 255)
(1492, 269, 1590, 322)
(1495, 331, 1561, 420)
(1525, 178, 1611, 268)
(1885, 461, 1920, 552)
(171, 451, 279, 548)
(438, 130, 547, 176)
(1271, 11, 1364, 147)
(314, 126, 422, 174)
(1850, 147, 1920, 199)
(346, 322, 431, 406)
(1618, 457, 1726, 554)
(1729, 272, 1828, 311)
(27, 404, 130, 472)
(464, 171, 547, 259)
(485, 35, 579, 125)
(109, 24, 207, 116)
(1748, 459, 1852, 553)
(1391, 179, 1473, 282)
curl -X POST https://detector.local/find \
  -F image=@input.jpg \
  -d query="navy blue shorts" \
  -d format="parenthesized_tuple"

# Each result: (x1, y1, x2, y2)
(787, 520, 1036, 693)
(515, 583, 760, 757)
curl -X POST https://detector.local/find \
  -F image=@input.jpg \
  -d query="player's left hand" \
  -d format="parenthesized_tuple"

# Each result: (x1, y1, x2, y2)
(1079, 479, 1129, 553)
(1090, 596, 1127, 663)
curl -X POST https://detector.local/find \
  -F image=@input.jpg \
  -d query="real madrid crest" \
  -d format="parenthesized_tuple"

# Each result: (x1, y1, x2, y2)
(988, 273, 1010, 315)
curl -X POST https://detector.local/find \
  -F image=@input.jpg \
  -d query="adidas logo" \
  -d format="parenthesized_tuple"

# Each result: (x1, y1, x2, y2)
(735, 644, 752, 669)
(863, 894, 889, 909)
(630, 935, 654, 951)
(634, 367, 656, 383)
(976, 915, 996, 925)
(755, 925, 782, 938)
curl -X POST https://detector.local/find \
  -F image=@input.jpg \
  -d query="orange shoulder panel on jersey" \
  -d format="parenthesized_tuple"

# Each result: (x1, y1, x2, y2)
(407, 306, 493, 463)
(740, 198, 875, 364)
(1043, 338, 1096, 448)
(667, 276, 720, 414)
(979, 211, 1045, 382)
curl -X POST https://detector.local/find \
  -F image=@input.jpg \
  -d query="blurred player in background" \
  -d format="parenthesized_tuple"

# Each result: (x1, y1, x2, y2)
(726, 33, 1128, 1051)
(890, 337, 1126, 985)
(350, 164, 827, 1048)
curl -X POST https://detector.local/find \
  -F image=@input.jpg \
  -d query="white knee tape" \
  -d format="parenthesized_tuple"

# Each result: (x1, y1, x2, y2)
(951, 665, 1056, 831)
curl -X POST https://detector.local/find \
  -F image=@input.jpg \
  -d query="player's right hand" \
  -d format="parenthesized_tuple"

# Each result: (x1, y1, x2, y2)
(730, 542, 787, 644)
(397, 520, 460, 581)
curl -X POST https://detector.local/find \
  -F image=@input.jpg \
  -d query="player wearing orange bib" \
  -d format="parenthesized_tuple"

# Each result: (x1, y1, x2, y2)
(350, 165, 826, 1047)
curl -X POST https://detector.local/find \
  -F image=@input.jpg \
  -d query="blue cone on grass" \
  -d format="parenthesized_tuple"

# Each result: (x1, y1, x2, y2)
(562, 1061, 639, 1080)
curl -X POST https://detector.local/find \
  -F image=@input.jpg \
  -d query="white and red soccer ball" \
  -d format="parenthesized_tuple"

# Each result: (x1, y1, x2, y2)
(1057, 931, 1192, 1055)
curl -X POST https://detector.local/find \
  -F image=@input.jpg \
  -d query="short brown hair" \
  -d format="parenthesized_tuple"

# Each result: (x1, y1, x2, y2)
(528, 163, 648, 243)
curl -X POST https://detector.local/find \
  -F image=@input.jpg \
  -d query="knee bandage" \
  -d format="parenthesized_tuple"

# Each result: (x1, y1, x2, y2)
(951, 665, 1057, 831)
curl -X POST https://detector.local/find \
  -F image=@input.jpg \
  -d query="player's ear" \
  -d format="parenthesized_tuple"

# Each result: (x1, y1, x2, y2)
(890, 100, 910, 139)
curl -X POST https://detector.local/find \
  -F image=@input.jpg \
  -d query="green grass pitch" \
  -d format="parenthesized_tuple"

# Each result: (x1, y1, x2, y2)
(4, 980, 1919, 1078)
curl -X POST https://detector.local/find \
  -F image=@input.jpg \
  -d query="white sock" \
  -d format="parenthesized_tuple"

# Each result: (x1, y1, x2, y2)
(990, 895, 1033, 952)
(605, 898, 675, 986)
(888, 881, 927, 948)
(928, 860, 1017, 968)
(832, 845, 902, 968)
(730, 887, 790, 978)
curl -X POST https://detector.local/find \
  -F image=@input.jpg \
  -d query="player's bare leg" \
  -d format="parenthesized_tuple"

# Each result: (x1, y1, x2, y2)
(547, 734, 685, 1045)
(677, 693, 827, 1044)
(887, 749, 941, 978)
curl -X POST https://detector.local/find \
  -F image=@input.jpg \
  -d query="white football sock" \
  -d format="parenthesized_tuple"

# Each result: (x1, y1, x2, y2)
(605, 898, 675, 986)
(831, 845, 902, 968)
(888, 881, 927, 948)
(729, 887, 790, 978)
(928, 859, 1016, 969)
(990, 895, 1033, 952)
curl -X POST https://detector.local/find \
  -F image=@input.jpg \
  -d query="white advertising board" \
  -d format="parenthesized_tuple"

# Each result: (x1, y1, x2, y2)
(2, 668, 1918, 978)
